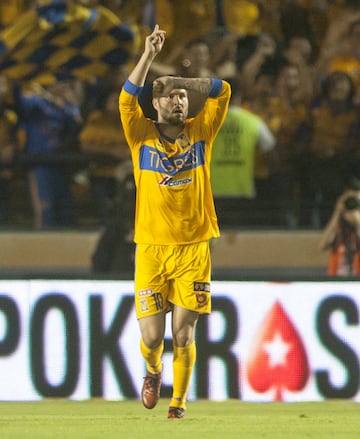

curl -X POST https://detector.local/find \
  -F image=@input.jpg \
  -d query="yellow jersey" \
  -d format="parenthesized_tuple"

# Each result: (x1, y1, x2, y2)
(119, 79, 230, 245)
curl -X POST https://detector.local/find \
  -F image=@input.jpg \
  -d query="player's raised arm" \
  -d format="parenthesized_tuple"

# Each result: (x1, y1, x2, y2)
(127, 24, 166, 87)
(152, 76, 212, 98)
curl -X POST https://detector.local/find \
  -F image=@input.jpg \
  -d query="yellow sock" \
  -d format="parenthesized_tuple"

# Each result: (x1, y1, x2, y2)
(170, 341, 196, 409)
(140, 338, 163, 375)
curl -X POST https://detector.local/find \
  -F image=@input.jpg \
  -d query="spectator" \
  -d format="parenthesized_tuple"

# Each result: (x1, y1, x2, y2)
(242, 59, 310, 227)
(14, 80, 82, 229)
(319, 178, 360, 276)
(241, 65, 279, 222)
(297, 70, 360, 228)
(266, 60, 311, 227)
(283, 35, 315, 99)
(176, 38, 216, 79)
(328, 18, 360, 104)
(79, 89, 131, 226)
(314, 7, 360, 102)
(237, 32, 280, 93)
(207, 30, 239, 80)
(211, 82, 275, 227)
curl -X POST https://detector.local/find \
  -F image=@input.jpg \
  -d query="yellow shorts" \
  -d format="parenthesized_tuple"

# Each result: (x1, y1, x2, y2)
(134, 241, 211, 319)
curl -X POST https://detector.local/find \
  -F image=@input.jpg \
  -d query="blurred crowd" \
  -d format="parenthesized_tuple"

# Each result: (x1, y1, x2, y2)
(1, 0, 360, 232)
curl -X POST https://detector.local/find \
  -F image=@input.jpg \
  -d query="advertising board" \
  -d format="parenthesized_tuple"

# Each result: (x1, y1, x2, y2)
(0, 280, 359, 402)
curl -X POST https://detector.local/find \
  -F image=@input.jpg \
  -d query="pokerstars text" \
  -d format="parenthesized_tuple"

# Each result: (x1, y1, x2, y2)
(0, 287, 359, 401)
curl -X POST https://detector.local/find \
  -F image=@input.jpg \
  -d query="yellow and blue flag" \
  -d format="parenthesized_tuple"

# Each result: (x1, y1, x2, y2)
(0, 0, 140, 84)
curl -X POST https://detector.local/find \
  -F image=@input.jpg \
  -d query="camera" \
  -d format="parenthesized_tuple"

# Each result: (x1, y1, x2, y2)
(344, 196, 360, 210)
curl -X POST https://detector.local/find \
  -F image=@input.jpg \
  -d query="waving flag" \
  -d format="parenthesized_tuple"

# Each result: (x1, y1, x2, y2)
(0, 0, 140, 84)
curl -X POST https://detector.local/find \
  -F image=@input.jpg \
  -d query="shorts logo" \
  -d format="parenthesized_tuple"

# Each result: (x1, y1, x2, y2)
(194, 282, 210, 307)
(159, 176, 193, 187)
(196, 293, 208, 306)
(193, 282, 210, 292)
(140, 298, 149, 313)
(138, 288, 153, 297)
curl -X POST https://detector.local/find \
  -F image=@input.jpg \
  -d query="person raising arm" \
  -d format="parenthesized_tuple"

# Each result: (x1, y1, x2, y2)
(119, 25, 231, 419)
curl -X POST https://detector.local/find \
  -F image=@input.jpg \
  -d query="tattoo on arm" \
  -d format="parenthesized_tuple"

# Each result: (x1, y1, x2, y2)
(175, 78, 212, 95)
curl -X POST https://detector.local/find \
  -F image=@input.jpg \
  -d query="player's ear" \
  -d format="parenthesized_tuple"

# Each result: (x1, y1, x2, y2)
(152, 97, 159, 111)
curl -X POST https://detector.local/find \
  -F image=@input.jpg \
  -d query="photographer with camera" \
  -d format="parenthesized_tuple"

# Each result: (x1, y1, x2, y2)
(319, 179, 360, 276)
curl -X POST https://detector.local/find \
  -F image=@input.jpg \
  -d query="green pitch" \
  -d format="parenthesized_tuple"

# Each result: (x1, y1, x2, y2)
(0, 399, 359, 438)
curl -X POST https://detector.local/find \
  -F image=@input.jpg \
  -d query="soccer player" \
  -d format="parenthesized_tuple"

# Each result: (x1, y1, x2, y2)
(119, 24, 231, 418)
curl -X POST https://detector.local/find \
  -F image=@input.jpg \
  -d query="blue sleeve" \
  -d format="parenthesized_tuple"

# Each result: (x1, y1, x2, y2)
(123, 80, 144, 97)
(209, 78, 223, 98)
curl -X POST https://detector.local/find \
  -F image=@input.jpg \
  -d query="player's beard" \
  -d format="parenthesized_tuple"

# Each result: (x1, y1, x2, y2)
(168, 113, 186, 126)
(159, 106, 187, 126)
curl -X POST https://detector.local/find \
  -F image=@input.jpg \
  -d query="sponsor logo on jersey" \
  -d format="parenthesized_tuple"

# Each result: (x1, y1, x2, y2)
(139, 141, 205, 175)
(159, 176, 193, 187)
